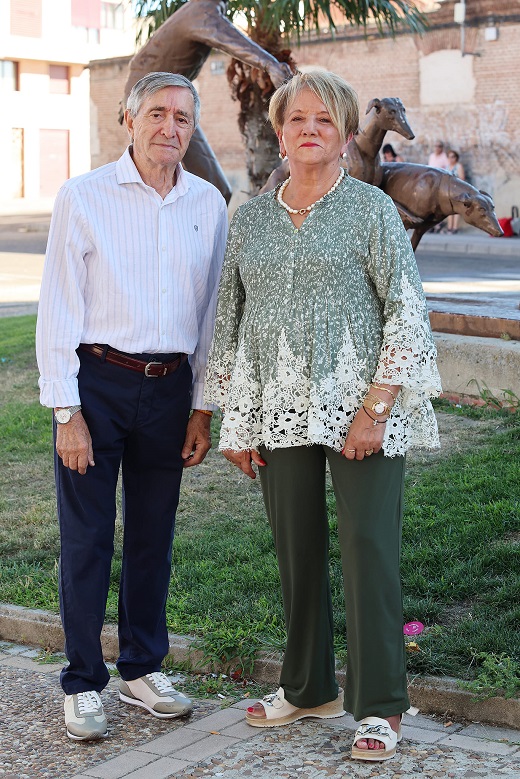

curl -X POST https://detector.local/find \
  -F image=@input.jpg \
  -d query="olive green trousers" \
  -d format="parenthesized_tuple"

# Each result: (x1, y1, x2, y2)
(258, 444, 410, 722)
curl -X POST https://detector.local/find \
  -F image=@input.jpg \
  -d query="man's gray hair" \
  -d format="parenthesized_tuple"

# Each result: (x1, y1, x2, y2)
(126, 72, 200, 126)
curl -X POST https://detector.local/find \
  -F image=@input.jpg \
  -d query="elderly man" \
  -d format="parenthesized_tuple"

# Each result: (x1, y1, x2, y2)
(36, 72, 227, 741)
(120, 0, 292, 202)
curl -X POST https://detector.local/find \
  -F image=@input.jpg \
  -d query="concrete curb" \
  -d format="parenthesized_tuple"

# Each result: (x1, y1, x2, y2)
(416, 232, 520, 258)
(1, 603, 518, 730)
(434, 332, 520, 399)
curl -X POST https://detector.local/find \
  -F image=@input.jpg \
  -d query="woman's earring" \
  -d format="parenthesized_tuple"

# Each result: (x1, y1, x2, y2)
(341, 152, 348, 160)
(279, 152, 287, 161)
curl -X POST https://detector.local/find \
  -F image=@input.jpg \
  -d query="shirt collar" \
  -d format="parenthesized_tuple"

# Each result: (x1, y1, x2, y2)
(116, 146, 189, 200)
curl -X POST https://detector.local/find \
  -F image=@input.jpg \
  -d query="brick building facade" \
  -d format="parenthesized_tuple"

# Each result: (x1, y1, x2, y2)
(89, 1, 520, 218)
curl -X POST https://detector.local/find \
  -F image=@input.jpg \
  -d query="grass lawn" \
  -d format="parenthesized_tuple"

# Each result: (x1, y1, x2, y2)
(0, 315, 519, 695)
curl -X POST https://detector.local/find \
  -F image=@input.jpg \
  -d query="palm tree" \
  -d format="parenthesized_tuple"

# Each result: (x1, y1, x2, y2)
(133, 0, 426, 193)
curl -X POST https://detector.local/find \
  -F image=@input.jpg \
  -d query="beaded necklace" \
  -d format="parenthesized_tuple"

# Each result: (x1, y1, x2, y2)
(277, 168, 345, 215)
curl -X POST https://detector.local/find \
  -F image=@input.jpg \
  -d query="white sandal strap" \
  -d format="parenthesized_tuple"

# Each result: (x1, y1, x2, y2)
(258, 687, 298, 719)
(353, 716, 398, 749)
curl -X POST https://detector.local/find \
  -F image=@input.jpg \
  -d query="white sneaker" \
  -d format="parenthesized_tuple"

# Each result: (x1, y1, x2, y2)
(119, 672, 192, 719)
(64, 690, 108, 741)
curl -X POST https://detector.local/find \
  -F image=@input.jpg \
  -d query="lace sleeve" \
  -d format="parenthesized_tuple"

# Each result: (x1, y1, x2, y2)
(204, 213, 246, 408)
(368, 197, 442, 400)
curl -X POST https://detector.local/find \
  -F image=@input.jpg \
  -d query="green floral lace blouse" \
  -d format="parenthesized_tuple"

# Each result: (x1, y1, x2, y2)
(205, 175, 441, 456)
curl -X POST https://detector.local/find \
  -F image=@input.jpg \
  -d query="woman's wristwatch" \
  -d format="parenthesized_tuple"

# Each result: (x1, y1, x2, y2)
(363, 393, 391, 417)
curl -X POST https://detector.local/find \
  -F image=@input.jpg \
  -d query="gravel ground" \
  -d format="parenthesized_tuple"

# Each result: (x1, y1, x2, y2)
(0, 663, 219, 779)
(173, 719, 520, 779)
(1, 644, 519, 779)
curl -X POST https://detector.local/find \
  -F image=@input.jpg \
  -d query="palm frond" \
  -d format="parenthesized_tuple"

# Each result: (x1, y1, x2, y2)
(226, 1, 426, 40)
(133, 0, 188, 43)
(133, 0, 426, 43)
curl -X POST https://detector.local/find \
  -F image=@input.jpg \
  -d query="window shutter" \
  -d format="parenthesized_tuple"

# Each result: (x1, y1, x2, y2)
(10, 0, 42, 37)
(71, 0, 101, 29)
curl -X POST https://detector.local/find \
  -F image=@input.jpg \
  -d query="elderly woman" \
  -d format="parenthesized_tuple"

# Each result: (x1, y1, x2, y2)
(205, 70, 441, 762)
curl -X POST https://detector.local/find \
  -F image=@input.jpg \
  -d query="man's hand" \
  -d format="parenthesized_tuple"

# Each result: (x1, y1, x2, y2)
(222, 448, 266, 479)
(182, 411, 212, 467)
(55, 412, 95, 475)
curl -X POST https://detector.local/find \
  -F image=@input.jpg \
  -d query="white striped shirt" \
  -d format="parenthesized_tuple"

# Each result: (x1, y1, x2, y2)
(36, 147, 228, 409)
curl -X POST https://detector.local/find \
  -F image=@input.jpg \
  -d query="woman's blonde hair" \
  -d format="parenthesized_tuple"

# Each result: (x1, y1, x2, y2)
(269, 70, 359, 141)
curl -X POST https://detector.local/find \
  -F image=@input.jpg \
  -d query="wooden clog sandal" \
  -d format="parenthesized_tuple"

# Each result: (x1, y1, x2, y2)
(351, 715, 402, 761)
(245, 686, 345, 728)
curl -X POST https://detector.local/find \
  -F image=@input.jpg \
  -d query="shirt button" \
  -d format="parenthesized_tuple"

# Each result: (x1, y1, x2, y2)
(162, 246, 166, 251)
(162, 288, 166, 293)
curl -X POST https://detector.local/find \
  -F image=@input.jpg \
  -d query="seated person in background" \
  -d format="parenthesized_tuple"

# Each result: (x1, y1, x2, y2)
(428, 140, 449, 170)
(382, 143, 403, 162)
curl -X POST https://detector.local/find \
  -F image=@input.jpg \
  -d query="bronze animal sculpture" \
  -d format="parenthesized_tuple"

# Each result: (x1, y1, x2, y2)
(259, 96, 414, 194)
(380, 162, 504, 250)
(120, 0, 292, 203)
(343, 97, 414, 187)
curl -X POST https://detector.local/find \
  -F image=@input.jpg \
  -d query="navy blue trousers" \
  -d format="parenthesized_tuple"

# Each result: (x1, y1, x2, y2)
(54, 348, 192, 694)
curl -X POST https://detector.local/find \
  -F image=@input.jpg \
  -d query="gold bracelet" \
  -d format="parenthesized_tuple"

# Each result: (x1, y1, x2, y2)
(371, 384, 398, 402)
(194, 409, 213, 416)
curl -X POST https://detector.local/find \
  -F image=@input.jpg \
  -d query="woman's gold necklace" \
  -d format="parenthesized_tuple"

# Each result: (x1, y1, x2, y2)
(277, 168, 345, 216)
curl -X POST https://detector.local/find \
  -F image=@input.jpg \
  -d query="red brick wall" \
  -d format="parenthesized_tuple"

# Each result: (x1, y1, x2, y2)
(89, 56, 131, 171)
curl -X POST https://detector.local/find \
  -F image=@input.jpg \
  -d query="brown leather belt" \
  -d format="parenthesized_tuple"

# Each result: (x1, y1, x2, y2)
(79, 344, 187, 377)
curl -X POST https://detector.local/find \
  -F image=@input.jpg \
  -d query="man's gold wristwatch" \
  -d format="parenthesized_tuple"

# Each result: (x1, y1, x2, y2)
(54, 405, 82, 424)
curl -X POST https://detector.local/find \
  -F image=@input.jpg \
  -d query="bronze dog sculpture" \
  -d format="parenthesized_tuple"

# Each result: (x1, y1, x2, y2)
(380, 162, 503, 250)
(343, 97, 414, 187)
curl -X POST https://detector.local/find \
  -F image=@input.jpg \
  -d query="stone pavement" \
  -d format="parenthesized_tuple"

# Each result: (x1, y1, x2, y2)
(1, 640, 519, 779)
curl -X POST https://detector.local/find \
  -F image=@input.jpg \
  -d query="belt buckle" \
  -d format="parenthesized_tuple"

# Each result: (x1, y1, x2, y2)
(144, 361, 166, 377)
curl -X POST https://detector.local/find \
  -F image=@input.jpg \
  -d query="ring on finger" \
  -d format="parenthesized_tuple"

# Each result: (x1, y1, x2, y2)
(365, 449, 374, 456)
(344, 448, 356, 453)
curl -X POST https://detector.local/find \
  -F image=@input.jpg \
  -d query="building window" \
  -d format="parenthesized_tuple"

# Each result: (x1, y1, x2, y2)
(72, 26, 100, 43)
(71, 0, 100, 42)
(210, 61, 226, 76)
(11, 128, 25, 199)
(71, 0, 101, 28)
(101, 2, 124, 30)
(10, 0, 42, 37)
(49, 65, 70, 95)
(0, 61, 19, 91)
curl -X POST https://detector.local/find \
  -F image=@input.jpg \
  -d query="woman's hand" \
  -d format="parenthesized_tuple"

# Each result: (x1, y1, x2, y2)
(222, 448, 266, 479)
(341, 407, 386, 460)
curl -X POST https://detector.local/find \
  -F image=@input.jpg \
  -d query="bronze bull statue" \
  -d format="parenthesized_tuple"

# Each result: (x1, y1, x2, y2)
(380, 162, 504, 250)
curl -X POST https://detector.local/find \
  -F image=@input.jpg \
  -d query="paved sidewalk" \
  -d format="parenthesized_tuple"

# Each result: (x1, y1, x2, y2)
(2, 641, 519, 779)
(416, 229, 520, 258)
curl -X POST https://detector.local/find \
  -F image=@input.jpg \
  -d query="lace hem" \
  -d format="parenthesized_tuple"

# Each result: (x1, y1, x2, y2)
(205, 322, 441, 456)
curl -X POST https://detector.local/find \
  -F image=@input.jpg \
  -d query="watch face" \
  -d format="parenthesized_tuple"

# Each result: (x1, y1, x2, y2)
(373, 401, 386, 415)
(55, 409, 71, 424)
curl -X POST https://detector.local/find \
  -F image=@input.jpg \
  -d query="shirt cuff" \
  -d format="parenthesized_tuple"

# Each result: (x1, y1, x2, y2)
(38, 377, 80, 409)
(191, 381, 216, 411)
